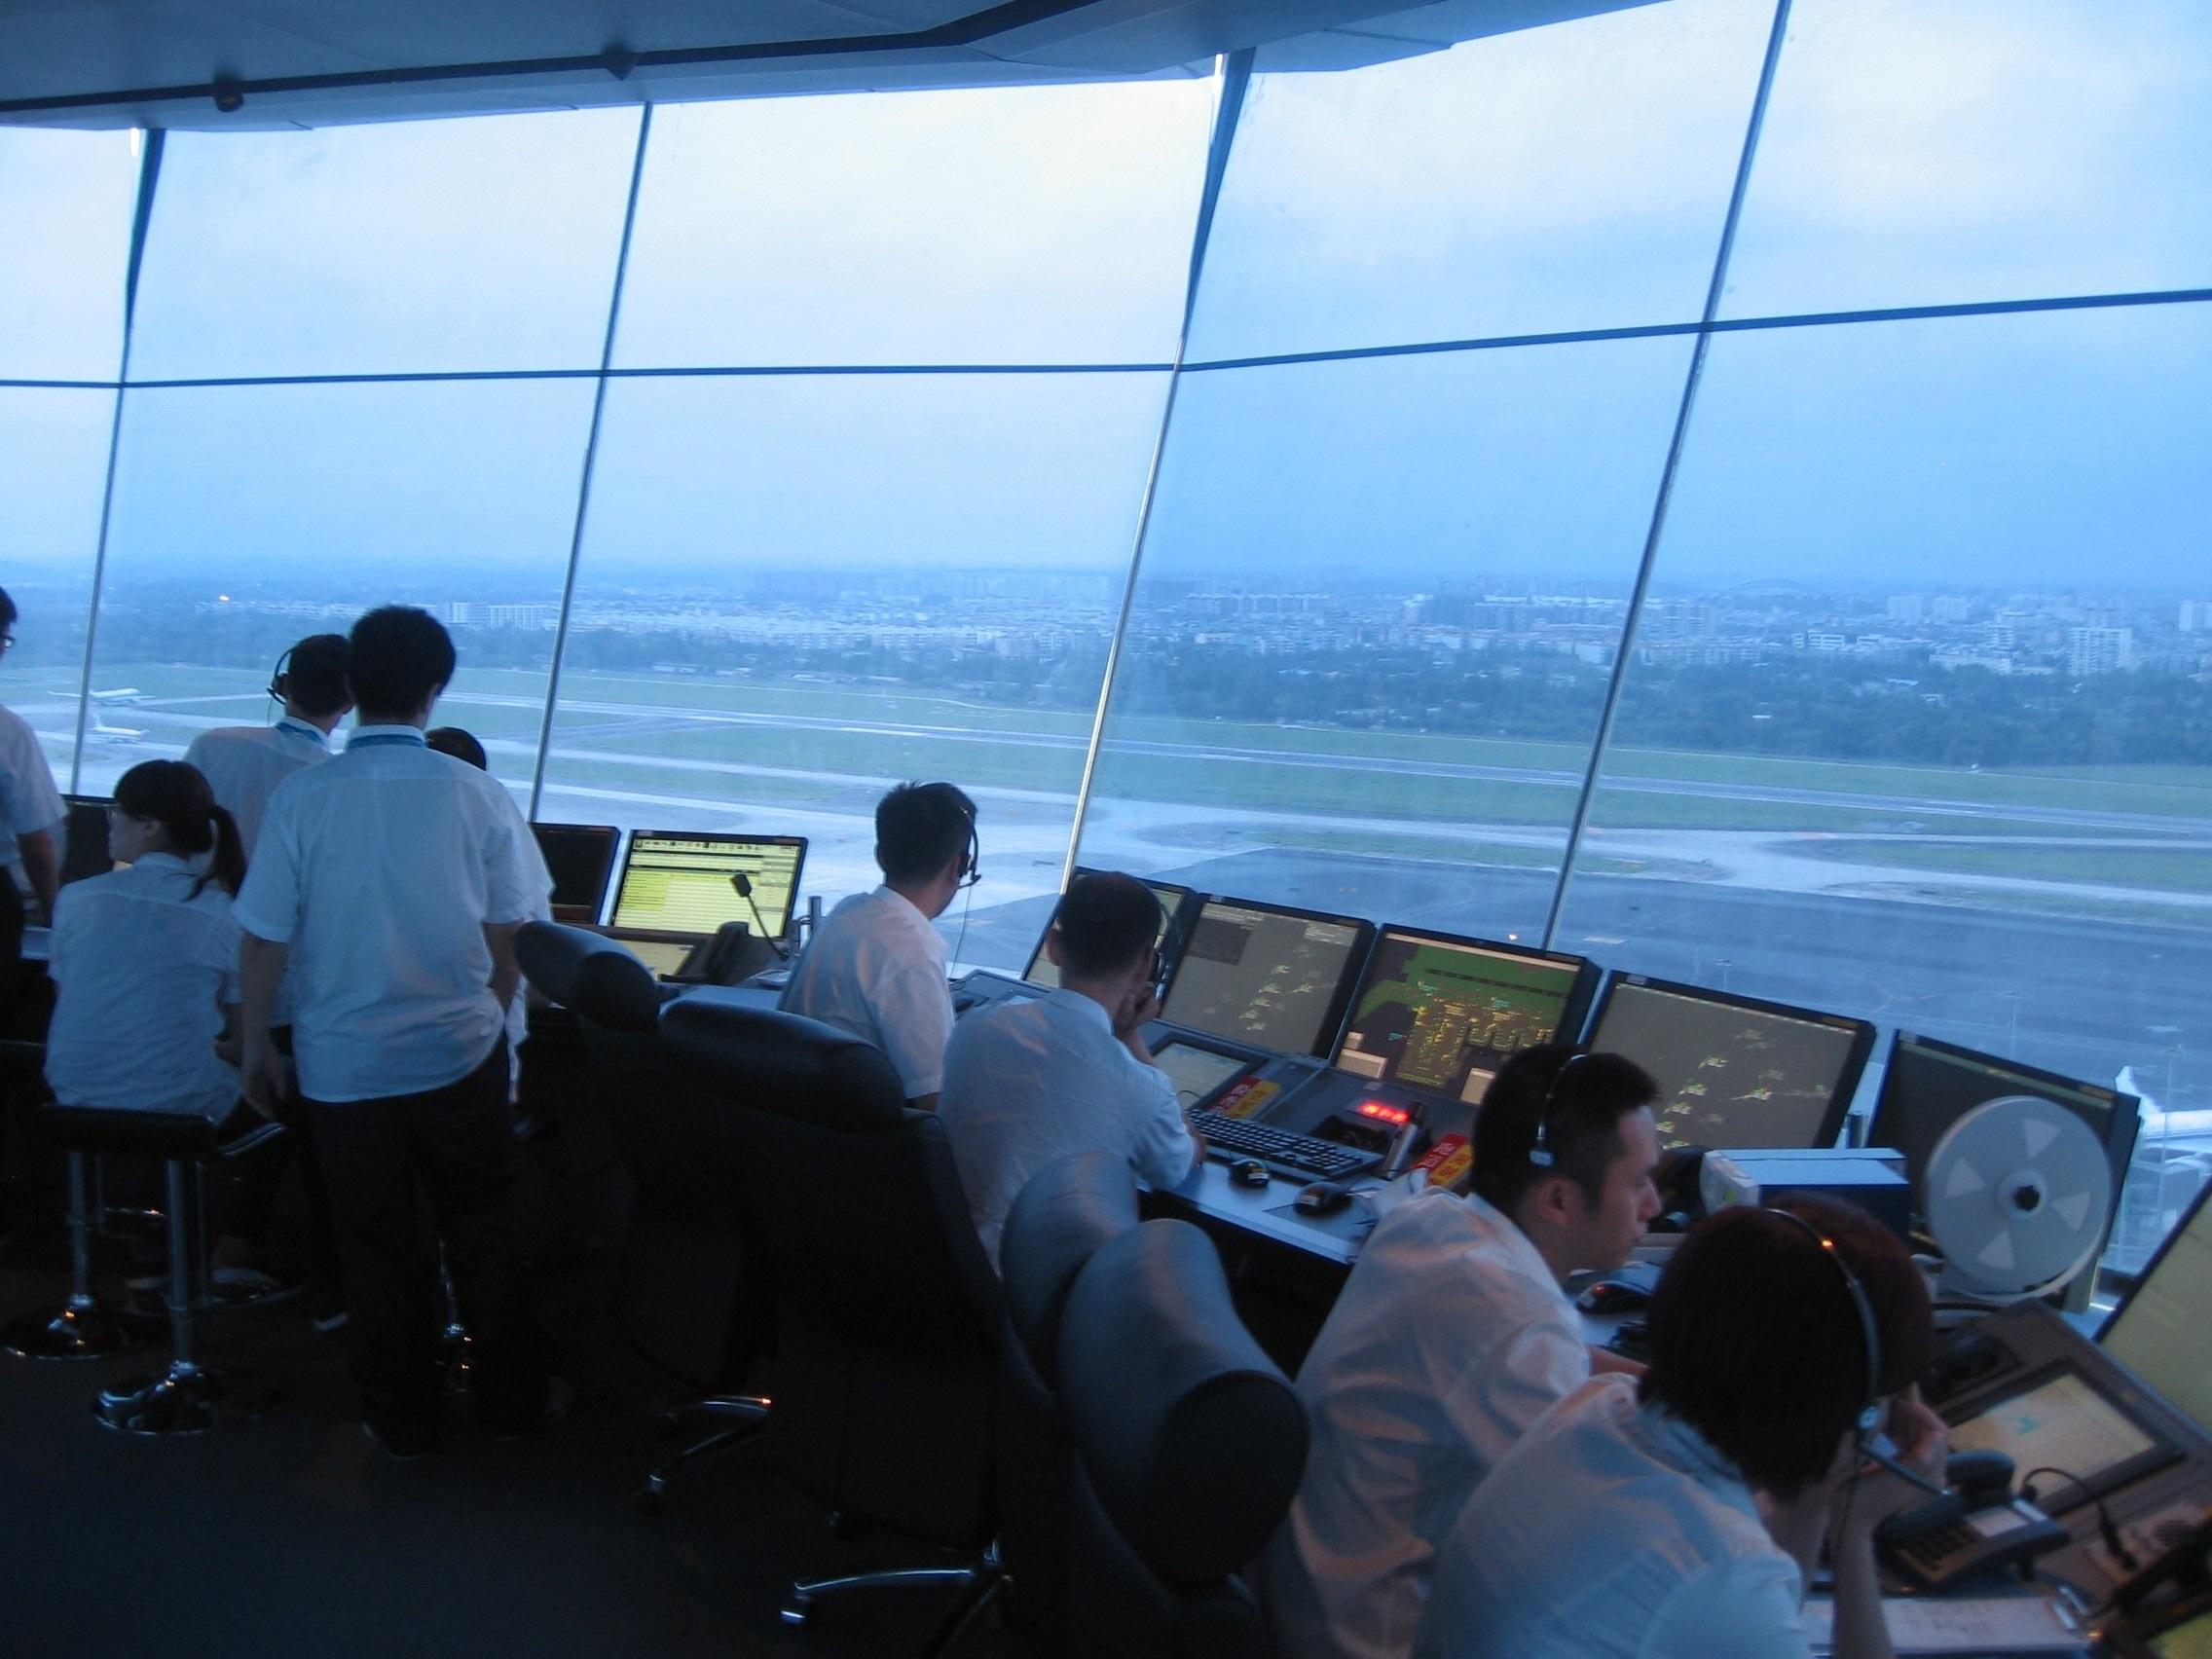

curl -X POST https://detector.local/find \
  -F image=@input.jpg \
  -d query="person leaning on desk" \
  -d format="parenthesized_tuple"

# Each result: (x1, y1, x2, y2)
(1415, 1197, 1947, 1659)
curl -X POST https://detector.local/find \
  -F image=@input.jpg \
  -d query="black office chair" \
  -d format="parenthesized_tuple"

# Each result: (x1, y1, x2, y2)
(514, 922, 772, 1499)
(995, 1151, 1143, 1659)
(1057, 1218, 1309, 1659)
(656, 989, 1002, 1642)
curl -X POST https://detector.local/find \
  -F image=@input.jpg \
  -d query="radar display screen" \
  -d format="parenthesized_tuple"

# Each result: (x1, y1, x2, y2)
(610, 831, 806, 940)
(1160, 898, 1372, 1058)
(1335, 928, 1594, 1103)
(1585, 975, 1873, 1151)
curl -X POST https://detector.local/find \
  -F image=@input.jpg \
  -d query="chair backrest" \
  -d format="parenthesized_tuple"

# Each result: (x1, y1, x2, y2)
(658, 988, 1002, 1547)
(1059, 1219, 1309, 1659)
(516, 921, 764, 1387)
(996, 1152, 1144, 1658)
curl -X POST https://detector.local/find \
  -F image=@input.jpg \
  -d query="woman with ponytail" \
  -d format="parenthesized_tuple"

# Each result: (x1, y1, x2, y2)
(45, 759, 251, 1124)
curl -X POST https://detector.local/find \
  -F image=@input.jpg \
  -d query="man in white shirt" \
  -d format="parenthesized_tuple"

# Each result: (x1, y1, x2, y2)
(235, 607, 551, 1456)
(939, 870, 1204, 1271)
(779, 780, 975, 1109)
(1414, 1199, 1946, 1659)
(1258, 1046, 1664, 1659)
(0, 587, 65, 929)
(183, 633, 351, 856)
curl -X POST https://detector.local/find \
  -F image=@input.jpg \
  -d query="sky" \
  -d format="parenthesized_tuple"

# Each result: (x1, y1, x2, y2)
(0, 0, 2208, 594)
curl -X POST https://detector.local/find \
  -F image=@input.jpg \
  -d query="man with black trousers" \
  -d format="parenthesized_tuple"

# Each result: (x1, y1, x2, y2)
(235, 606, 553, 1456)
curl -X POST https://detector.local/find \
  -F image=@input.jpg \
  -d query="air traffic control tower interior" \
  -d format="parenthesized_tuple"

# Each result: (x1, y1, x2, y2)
(4, 0, 2212, 1654)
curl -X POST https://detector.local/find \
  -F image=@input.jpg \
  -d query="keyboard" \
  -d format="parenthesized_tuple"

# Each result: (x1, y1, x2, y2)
(1189, 1111, 1382, 1182)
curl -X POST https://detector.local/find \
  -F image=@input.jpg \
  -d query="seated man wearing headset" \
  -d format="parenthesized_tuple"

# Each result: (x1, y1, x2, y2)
(1416, 1197, 1945, 1659)
(779, 780, 976, 1112)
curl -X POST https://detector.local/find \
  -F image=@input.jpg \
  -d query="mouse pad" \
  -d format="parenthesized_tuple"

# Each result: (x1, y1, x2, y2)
(1267, 1200, 1376, 1244)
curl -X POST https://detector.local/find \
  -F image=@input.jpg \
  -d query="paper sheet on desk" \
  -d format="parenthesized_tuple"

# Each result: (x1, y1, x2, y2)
(1802, 1594, 2080, 1654)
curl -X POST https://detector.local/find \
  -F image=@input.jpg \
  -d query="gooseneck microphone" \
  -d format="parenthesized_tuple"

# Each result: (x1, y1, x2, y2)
(729, 872, 790, 961)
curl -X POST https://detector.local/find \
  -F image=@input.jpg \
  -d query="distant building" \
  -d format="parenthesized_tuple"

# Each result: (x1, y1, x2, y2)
(2180, 600, 2212, 633)
(1886, 594, 1925, 625)
(2067, 626, 2136, 677)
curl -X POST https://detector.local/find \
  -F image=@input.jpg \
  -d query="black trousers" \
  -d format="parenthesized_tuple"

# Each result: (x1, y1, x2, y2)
(308, 1042, 544, 1440)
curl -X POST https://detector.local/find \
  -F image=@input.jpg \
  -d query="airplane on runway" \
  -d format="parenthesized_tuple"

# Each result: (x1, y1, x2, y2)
(87, 687, 151, 706)
(88, 714, 145, 744)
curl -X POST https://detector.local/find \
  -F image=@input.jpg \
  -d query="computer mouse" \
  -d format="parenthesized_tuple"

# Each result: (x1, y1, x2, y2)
(1230, 1159, 1272, 1189)
(1577, 1277, 1653, 1316)
(1294, 1180, 1354, 1216)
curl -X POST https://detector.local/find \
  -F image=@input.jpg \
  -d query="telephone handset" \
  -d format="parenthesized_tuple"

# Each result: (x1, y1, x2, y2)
(1874, 1450, 2070, 1591)
(672, 921, 778, 987)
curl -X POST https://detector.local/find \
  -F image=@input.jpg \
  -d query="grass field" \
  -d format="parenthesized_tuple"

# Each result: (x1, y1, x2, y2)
(57, 663, 2212, 875)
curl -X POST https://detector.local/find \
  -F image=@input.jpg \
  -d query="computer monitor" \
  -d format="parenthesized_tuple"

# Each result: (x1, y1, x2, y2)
(1022, 870, 1197, 991)
(59, 794, 114, 885)
(1334, 927, 1599, 1105)
(1159, 896, 1373, 1059)
(530, 822, 620, 924)
(1870, 1031, 2140, 1235)
(1583, 974, 1875, 1151)
(1947, 1366, 2174, 1511)
(608, 831, 806, 940)
(2100, 1177, 2212, 1438)
(1150, 1038, 1256, 1112)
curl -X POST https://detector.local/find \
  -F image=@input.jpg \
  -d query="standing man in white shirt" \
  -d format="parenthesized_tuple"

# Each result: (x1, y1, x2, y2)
(234, 607, 551, 1457)
(779, 780, 976, 1110)
(938, 871, 1203, 1271)
(183, 633, 351, 856)
(1258, 1046, 1664, 1659)
(0, 587, 65, 931)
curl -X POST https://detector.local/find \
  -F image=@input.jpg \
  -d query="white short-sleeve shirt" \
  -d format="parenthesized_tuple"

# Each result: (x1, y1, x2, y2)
(938, 986, 1198, 1271)
(1258, 1188, 1591, 1659)
(232, 724, 541, 1104)
(1412, 1377, 1810, 1659)
(183, 716, 332, 857)
(777, 885, 953, 1098)
(0, 701, 64, 887)
(45, 851, 243, 1119)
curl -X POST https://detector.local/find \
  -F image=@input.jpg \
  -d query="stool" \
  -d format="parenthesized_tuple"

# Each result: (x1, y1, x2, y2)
(2, 1152, 134, 1360)
(33, 1102, 286, 1436)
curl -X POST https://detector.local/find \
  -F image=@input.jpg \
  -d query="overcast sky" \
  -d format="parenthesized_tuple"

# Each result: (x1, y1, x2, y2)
(0, 0, 2206, 595)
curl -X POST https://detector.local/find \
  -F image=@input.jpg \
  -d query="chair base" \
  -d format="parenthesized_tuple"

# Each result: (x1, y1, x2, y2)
(637, 1395, 769, 1512)
(92, 1360, 267, 1436)
(3, 1294, 134, 1361)
(780, 1563, 993, 1629)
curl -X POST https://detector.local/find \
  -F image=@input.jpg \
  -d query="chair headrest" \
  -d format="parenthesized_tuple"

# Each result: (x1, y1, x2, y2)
(658, 988, 908, 1132)
(1001, 1150, 1140, 1384)
(1059, 1220, 1307, 1585)
(516, 921, 663, 1034)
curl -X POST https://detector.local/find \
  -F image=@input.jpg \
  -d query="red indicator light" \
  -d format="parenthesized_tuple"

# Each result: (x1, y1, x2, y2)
(1357, 1101, 1411, 1125)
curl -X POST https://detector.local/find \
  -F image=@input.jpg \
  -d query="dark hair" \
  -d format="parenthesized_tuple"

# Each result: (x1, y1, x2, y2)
(282, 633, 351, 719)
(347, 606, 456, 719)
(0, 586, 16, 632)
(874, 781, 976, 887)
(115, 760, 247, 899)
(1639, 1198, 1935, 1502)
(1471, 1046, 1658, 1214)
(424, 726, 488, 770)
(1054, 872, 1161, 979)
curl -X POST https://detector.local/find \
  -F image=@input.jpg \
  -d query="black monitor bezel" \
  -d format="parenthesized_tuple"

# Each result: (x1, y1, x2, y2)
(1161, 893, 1377, 1060)
(530, 821, 621, 924)
(1872, 1028, 2142, 1215)
(1584, 971, 1877, 1152)
(58, 793, 114, 886)
(1333, 923, 1600, 1090)
(609, 829, 809, 940)
(1021, 868, 1200, 990)
(2100, 1167, 2212, 1350)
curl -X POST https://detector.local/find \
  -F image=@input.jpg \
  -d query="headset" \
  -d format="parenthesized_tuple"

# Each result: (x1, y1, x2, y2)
(266, 645, 294, 705)
(956, 800, 981, 889)
(1528, 1049, 1595, 1169)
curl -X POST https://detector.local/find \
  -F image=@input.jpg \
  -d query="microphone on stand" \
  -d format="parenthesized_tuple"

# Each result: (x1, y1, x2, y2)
(729, 872, 791, 961)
